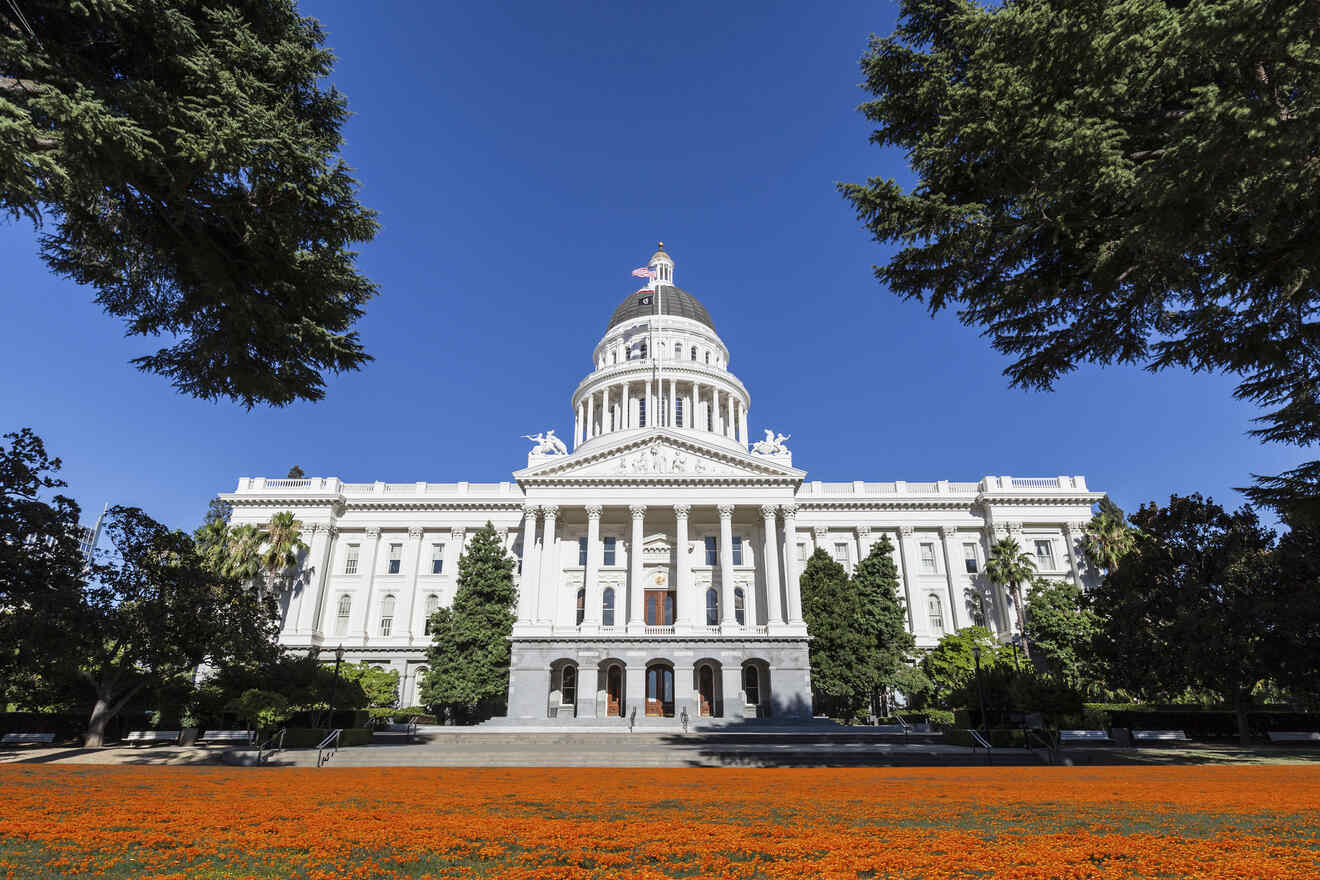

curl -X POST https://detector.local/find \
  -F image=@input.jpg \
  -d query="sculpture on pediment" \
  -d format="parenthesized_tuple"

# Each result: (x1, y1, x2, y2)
(671, 449, 688, 473)
(751, 429, 791, 456)
(524, 430, 568, 457)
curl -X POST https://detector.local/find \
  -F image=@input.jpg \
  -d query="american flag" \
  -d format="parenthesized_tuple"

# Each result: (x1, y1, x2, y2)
(632, 266, 656, 279)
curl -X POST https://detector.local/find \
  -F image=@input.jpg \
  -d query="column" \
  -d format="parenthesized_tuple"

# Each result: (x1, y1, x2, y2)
(718, 504, 736, 626)
(399, 526, 424, 640)
(586, 393, 594, 441)
(673, 504, 692, 627)
(628, 505, 646, 629)
(725, 393, 733, 438)
(668, 377, 676, 429)
(517, 506, 540, 623)
(296, 524, 335, 636)
(622, 382, 631, 430)
(895, 526, 917, 633)
(353, 527, 383, 640)
(855, 525, 871, 567)
(537, 505, 559, 625)
(1064, 521, 1086, 585)
(575, 402, 584, 448)
(738, 400, 747, 445)
(674, 663, 696, 721)
(939, 526, 963, 631)
(721, 663, 746, 719)
(780, 505, 804, 624)
(760, 504, 783, 626)
(583, 505, 603, 627)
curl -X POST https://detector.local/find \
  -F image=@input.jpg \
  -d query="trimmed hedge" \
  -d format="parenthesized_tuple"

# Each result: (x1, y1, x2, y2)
(282, 727, 372, 749)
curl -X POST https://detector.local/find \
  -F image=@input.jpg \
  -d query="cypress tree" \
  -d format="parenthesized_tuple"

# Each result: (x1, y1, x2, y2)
(800, 548, 869, 718)
(421, 522, 516, 721)
(852, 535, 915, 709)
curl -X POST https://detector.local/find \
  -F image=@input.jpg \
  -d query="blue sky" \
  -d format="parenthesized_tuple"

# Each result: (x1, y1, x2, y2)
(0, 0, 1305, 532)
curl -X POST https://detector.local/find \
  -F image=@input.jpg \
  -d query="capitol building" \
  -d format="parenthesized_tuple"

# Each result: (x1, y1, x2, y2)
(221, 245, 1103, 724)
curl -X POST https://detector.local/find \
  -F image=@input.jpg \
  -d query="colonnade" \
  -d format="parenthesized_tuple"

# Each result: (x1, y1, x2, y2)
(573, 377, 748, 448)
(515, 502, 805, 633)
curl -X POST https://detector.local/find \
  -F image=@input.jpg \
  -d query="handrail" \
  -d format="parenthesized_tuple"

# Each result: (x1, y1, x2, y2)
(1026, 729, 1057, 765)
(256, 728, 286, 765)
(316, 729, 342, 768)
(407, 715, 420, 742)
(966, 728, 993, 764)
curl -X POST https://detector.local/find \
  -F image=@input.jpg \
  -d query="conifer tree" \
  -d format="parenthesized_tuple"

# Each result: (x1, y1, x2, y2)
(852, 535, 915, 708)
(800, 548, 870, 718)
(421, 522, 516, 721)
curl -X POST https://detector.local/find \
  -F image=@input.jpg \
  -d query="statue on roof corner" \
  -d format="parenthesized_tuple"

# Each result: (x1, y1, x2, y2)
(751, 429, 791, 457)
(525, 430, 568, 458)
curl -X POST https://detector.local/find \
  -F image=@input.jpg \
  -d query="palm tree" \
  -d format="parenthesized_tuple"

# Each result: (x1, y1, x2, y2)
(1080, 497, 1135, 578)
(224, 523, 265, 586)
(985, 537, 1037, 652)
(259, 511, 307, 597)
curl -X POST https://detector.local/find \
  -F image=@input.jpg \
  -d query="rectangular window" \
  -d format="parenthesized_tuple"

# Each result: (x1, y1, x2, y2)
(963, 542, 979, 574)
(638, 399, 647, 428)
(1035, 539, 1055, 569)
(578, 537, 588, 566)
(675, 398, 684, 427)
(732, 536, 743, 565)
(834, 542, 850, 567)
(431, 543, 445, 575)
(919, 542, 938, 574)
(704, 536, 718, 566)
(603, 537, 616, 566)
(661, 394, 669, 427)
(344, 544, 360, 575)
(645, 591, 675, 626)
(387, 543, 402, 574)
(797, 542, 807, 563)
(380, 616, 392, 637)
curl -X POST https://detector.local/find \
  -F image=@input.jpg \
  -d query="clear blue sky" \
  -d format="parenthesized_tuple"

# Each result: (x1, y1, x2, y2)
(0, 0, 1305, 531)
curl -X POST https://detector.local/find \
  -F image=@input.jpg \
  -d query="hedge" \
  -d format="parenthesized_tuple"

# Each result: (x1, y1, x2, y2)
(281, 727, 373, 749)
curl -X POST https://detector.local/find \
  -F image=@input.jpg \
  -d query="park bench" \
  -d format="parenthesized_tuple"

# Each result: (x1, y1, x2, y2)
(198, 730, 255, 745)
(1, 732, 56, 746)
(123, 730, 180, 747)
(1266, 731, 1320, 744)
(1059, 729, 1112, 745)
(1132, 729, 1189, 744)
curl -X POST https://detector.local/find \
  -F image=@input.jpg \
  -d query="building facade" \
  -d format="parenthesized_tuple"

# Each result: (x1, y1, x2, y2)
(221, 246, 1103, 723)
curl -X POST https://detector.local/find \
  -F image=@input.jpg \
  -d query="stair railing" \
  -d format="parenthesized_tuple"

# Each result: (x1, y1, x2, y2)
(316, 729, 343, 768)
(256, 727, 286, 765)
(967, 728, 993, 764)
(1025, 729, 1057, 765)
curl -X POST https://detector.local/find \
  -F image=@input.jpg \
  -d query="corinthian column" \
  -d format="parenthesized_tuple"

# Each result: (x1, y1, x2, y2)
(673, 504, 691, 627)
(780, 505, 803, 625)
(583, 505, 603, 627)
(718, 504, 736, 626)
(760, 504, 783, 626)
(628, 505, 646, 630)
(516, 505, 540, 624)
(537, 504, 559, 625)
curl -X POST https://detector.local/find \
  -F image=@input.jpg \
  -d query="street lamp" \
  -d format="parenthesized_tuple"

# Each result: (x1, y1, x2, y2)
(971, 643, 988, 732)
(326, 644, 345, 729)
(1009, 633, 1022, 674)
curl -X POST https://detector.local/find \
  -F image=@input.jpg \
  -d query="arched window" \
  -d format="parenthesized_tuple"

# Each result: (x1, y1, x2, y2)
(379, 594, 396, 636)
(673, 342, 682, 359)
(639, 339, 648, 359)
(734, 587, 746, 625)
(575, 588, 585, 626)
(423, 594, 439, 635)
(690, 346, 697, 361)
(602, 587, 616, 626)
(705, 351, 710, 364)
(335, 595, 351, 636)
(927, 594, 945, 636)
(743, 665, 760, 706)
(967, 589, 986, 628)
(611, 350, 617, 364)
(705, 588, 719, 626)
(561, 665, 577, 706)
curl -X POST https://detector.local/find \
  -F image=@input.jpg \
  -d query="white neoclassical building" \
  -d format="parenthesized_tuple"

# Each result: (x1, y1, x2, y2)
(221, 245, 1103, 724)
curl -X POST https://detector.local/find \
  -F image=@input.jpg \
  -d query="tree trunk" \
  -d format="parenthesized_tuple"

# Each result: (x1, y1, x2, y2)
(1234, 690, 1252, 749)
(84, 692, 115, 748)
(1012, 584, 1030, 656)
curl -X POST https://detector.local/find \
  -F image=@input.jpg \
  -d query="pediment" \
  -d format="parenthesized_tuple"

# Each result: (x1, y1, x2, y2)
(514, 430, 805, 484)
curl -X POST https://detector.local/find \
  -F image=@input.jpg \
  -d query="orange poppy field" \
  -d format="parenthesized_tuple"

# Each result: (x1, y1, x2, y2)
(1, 764, 1317, 878)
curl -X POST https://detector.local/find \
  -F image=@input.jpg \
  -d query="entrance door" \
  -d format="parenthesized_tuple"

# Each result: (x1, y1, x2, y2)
(698, 665, 714, 716)
(646, 666, 674, 717)
(606, 665, 622, 717)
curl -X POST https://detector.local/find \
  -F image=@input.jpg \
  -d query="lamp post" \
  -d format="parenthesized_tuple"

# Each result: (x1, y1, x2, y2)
(327, 644, 345, 729)
(1009, 633, 1022, 673)
(971, 643, 988, 732)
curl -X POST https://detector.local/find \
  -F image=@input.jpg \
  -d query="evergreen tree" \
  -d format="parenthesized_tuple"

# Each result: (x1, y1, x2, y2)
(1, 0, 378, 407)
(921, 626, 1004, 705)
(800, 548, 870, 718)
(1024, 577, 1101, 690)
(422, 522, 516, 721)
(851, 536, 915, 710)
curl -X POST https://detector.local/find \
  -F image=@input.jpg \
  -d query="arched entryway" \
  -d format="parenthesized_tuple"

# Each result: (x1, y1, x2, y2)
(548, 659, 578, 718)
(645, 662, 674, 717)
(742, 660, 772, 718)
(693, 659, 724, 717)
(600, 660, 625, 718)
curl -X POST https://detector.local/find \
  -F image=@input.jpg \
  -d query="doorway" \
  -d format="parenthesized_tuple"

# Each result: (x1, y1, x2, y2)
(606, 664, 623, 717)
(645, 664, 674, 717)
(698, 664, 714, 716)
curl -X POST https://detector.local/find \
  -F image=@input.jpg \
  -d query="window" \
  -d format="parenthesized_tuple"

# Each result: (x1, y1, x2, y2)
(645, 590, 674, 625)
(732, 536, 743, 565)
(603, 537, 617, 566)
(919, 542, 938, 574)
(602, 587, 615, 626)
(675, 397, 684, 427)
(834, 542, 850, 567)
(638, 398, 647, 428)
(705, 351, 711, 364)
(734, 587, 746, 625)
(797, 543, 807, 563)
(967, 590, 986, 628)
(431, 543, 445, 575)
(1035, 539, 1055, 569)
(690, 346, 697, 361)
(335, 595, 351, 636)
(387, 543, 402, 574)
(743, 666, 760, 705)
(561, 665, 576, 705)
(927, 594, 945, 635)
(379, 594, 395, 636)
(706, 402, 713, 431)
(704, 536, 718, 566)
(705, 588, 719, 625)
(611, 351, 617, 364)
(578, 537, 588, 566)
(963, 542, 979, 574)
(423, 594, 439, 635)
(660, 394, 669, 426)
(673, 343, 681, 359)
(639, 339, 648, 359)
(576, 588, 585, 626)
(344, 544, 360, 575)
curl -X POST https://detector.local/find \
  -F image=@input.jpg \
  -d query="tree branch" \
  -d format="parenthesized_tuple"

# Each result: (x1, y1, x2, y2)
(0, 76, 46, 95)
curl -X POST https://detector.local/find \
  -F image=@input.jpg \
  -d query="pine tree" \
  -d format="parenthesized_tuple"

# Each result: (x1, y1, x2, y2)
(421, 522, 516, 721)
(851, 535, 915, 709)
(800, 548, 870, 718)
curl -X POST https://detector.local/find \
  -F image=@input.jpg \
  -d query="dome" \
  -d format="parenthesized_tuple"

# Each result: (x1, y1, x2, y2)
(606, 284, 715, 333)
